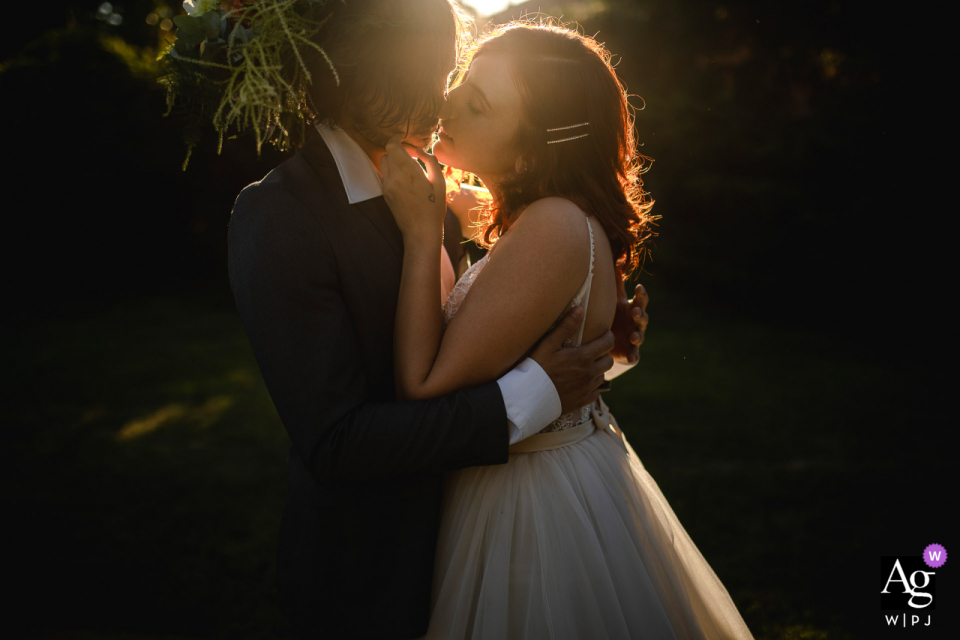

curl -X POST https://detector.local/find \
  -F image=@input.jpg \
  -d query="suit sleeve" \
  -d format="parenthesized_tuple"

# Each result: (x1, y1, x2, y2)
(228, 183, 509, 482)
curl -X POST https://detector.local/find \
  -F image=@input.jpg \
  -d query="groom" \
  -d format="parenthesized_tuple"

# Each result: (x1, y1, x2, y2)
(228, 1, 649, 638)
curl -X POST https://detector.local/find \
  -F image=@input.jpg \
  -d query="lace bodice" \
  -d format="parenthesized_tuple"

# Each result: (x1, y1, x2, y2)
(442, 216, 598, 434)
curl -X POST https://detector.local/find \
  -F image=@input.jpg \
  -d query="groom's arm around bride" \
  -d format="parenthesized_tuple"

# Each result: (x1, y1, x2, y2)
(230, 180, 610, 482)
(227, 142, 617, 639)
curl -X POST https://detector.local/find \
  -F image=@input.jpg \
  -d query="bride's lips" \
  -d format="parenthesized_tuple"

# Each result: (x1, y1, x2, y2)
(438, 127, 453, 143)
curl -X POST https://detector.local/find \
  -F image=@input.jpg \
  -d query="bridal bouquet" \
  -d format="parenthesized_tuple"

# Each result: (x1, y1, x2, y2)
(159, 0, 338, 169)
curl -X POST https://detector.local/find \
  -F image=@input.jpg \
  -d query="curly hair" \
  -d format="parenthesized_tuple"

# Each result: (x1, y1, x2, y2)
(453, 19, 658, 279)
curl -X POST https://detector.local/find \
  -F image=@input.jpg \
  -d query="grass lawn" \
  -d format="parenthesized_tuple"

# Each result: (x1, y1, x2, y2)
(4, 290, 941, 639)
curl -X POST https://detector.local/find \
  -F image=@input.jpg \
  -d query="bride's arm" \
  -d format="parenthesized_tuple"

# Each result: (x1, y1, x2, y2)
(403, 201, 591, 400)
(394, 217, 446, 400)
(380, 139, 449, 399)
(382, 139, 593, 401)
(451, 184, 649, 376)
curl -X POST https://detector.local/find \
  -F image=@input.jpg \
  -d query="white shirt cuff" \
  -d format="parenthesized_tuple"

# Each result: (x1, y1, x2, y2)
(497, 358, 562, 445)
(605, 360, 637, 381)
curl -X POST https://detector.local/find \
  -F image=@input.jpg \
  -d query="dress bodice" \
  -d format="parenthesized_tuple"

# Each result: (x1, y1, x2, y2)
(442, 216, 598, 434)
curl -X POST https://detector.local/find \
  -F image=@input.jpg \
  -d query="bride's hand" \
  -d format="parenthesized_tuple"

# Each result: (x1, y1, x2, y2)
(380, 134, 447, 244)
(611, 279, 649, 365)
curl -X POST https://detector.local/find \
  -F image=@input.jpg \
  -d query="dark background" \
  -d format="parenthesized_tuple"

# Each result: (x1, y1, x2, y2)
(2, 1, 953, 638)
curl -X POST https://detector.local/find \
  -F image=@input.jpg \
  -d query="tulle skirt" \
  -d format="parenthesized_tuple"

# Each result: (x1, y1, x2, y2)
(419, 397, 755, 640)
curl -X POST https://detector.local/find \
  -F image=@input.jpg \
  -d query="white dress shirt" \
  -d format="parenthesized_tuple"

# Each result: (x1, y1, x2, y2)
(315, 120, 565, 443)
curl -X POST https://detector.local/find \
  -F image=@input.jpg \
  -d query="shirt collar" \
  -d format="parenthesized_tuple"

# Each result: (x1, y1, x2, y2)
(314, 120, 384, 204)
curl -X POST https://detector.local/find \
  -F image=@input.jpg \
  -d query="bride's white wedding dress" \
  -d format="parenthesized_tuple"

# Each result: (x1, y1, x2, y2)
(421, 215, 755, 640)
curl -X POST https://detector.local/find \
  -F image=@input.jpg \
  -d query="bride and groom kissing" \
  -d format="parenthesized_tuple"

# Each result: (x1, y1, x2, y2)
(228, 1, 754, 638)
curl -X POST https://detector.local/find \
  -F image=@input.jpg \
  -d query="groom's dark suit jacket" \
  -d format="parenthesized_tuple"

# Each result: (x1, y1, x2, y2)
(228, 126, 510, 639)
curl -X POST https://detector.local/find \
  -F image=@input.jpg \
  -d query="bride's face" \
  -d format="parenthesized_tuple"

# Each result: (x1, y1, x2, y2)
(432, 53, 522, 183)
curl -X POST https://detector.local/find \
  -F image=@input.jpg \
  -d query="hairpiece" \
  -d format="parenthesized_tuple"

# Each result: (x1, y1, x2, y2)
(545, 121, 589, 132)
(547, 133, 589, 144)
(546, 121, 589, 144)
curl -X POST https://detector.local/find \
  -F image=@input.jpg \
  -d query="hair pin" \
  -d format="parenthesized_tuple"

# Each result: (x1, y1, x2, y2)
(545, 121, 590, 132)
(547, 133, 590, 144)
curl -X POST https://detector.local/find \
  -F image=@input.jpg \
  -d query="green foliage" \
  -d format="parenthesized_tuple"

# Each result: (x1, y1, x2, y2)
(201, 11, 222, 39)
(6, 297, 290, 637)
(159, 0, 339, 170)
(99, 33, 161, 79)
(172, 15, 205, 46)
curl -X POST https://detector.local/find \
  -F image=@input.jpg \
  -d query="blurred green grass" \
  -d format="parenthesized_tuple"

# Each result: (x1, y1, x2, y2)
(4, 292, 931, 639)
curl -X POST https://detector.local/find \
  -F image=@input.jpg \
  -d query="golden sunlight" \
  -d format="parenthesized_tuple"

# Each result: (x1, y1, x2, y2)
(466, 1, 514, 17)
(116, 395, 235, 441)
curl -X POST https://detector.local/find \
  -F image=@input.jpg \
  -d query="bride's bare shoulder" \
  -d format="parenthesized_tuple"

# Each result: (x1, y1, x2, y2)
(509, 196, 591, 250)
(521, 196, 587, 220)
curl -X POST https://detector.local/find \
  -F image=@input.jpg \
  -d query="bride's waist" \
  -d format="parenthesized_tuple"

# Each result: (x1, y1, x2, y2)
(509, 398, 620, 455)
(538, 402, 597, 434)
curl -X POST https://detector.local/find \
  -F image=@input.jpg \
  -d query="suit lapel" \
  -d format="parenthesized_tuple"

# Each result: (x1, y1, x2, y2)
(300, 126, 404, 262)
(352, 197, 404, 261)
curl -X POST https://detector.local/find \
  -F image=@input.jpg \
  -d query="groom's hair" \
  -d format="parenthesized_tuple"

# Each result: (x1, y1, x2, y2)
(301, 0, 473, 138)
(458, 21, 658, 280)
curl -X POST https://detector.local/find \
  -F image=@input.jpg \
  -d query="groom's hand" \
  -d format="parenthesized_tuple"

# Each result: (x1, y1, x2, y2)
(531, 306, 614, 413)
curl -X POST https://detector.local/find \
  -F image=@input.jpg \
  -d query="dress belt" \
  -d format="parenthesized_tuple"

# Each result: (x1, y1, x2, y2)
(508, 396, 627, 454)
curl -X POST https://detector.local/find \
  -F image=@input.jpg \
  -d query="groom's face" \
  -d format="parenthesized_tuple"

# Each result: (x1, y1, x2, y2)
(346, 76, 449, 153)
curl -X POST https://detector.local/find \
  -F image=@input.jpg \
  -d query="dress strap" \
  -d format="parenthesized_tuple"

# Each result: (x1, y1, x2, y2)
(573, 218, 595, 303)
(586, 217, 595, 277)
(565, 217, 596, 347)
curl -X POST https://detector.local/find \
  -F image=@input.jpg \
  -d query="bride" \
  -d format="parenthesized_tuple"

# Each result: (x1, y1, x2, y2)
(381, 22, 755, 640)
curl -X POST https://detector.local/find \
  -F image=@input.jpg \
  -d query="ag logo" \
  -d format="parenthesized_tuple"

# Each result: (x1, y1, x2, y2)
(881, 556, 935, 610)
(880, 543, 947, 630)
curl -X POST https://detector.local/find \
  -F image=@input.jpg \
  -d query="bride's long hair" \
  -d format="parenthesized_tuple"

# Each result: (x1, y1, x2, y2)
(453, 20, 658, 278)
